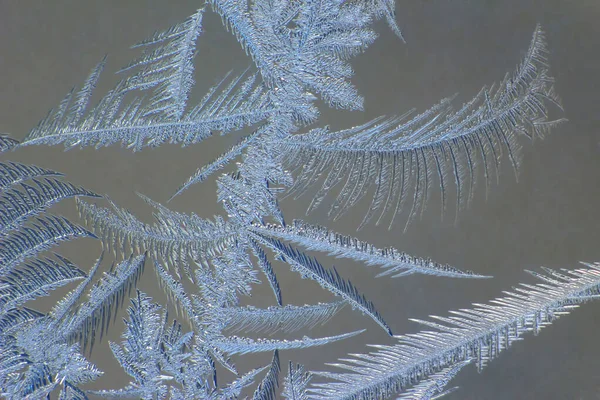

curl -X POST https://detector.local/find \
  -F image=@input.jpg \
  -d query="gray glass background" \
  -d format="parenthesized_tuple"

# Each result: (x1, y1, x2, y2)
(1, 1, 600, 399)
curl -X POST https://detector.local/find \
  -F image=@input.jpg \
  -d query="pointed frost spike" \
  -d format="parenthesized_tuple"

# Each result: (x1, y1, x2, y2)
(309, 263, 600, 400)
(252, 350, 280, 400)
(253, 233, 392, 335)
(170, 128, 263, 201)
(250, 220, 487, 279)
(213, 329, 364, 355)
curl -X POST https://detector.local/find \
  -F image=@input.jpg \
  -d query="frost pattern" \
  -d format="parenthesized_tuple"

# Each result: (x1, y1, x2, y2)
(2, 1, 584, 399)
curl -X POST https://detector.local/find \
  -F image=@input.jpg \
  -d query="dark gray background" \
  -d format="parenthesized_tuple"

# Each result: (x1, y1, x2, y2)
(1, 1, 600, 399)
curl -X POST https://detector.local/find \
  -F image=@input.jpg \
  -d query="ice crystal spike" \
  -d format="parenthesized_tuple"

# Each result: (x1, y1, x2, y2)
(212, 329, 365, 355)
(309, 263, 600, 400)
(0, 135, 19, 153)
(20, 10, 275, 151)
(251, 220, 489, 279)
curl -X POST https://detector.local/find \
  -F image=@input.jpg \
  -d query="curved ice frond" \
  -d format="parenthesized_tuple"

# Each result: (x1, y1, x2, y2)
(0, 178, 99, 234)
(76, 196, 236, 270)
(252, 350, 280, 400)
(20, 10, 275, 151)
(282, 362, 311, 400)
(279, 25, 565, 229)
(0, 255, 85, 311)
(250, 220, 488, 279)
(0, 215, 95, 276)
(310, 262, 600, 400)
(0, 162, 62, 192)
(64, 254, 146, 351)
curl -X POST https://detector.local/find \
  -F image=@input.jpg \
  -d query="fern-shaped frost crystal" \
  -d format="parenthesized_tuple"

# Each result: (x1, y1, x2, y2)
(279, 25, 564, 229)
(310, 263, 600, 399)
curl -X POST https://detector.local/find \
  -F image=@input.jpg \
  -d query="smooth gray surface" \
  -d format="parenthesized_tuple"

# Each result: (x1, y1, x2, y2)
(1, 1, 600, 399)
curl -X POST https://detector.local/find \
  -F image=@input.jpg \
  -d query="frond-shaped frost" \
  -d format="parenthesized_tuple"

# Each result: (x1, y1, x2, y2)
(153, 260, 194, 320)
(310, 262, 600, 400)
(121, 9, 204, 120)
(76, 196, 236, 269)
(254, 234, 393, 335)
(209, 0, 377, 121)
(219, 301, 345, 335)
(0, 162, 62, 192)
(396, 359, 470, 400)
(214, 329, 364, 356)
(251, 220, 488, 279)
(252, 350, 280, 400)
(249, 238, 282, 305)
(97, 291, 191, 400)
(50, 253, 103, 327)
(65, 254, 146, 350)
(20, 12, 275, 151)
(279, 25, 565, 229)
(282, 362, 311, 400)
(0, 255, 85, 310)
(217, 172, 285, 226)
(0, 215, 95, 276)
(0, 135, 18, 153)
(0, 308, 43, 335)
(0, 178, 99, 234)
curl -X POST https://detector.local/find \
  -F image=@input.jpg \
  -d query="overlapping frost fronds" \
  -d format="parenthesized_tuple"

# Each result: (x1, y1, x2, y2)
(209, 0, 381, 121)
(0, 162, 62, 192)
(0, 178, 100, 234)
(76, 195, 236, 269)
(310, 263, 600, 400)
(279, 25, 565, 229)
(0, 136, 105, 397)
(20, 9, 275, 151)
(0, 215, 95, 276)
(64, 254, 146, 351)
(254, 234, 393, 335)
